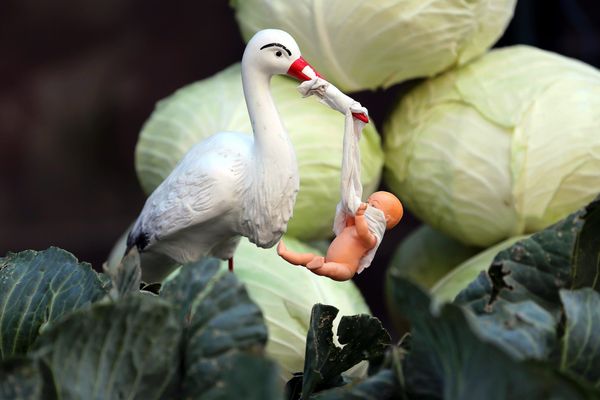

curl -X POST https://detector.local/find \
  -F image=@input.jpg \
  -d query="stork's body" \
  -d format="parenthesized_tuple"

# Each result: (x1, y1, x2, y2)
(129, 130, 297, 263)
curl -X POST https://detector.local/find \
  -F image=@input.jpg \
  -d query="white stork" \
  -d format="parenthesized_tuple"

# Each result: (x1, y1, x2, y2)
(127, 29, 368, 271)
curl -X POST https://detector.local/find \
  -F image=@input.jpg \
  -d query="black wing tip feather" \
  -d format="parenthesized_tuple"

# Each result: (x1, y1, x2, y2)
(126, 230, 150, 253)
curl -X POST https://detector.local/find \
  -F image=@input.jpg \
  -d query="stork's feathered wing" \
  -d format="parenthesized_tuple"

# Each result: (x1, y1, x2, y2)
(127, 132, 252, 263)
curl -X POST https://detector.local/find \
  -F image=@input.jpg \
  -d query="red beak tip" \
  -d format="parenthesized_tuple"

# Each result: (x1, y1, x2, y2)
(353, 113, 369, 124)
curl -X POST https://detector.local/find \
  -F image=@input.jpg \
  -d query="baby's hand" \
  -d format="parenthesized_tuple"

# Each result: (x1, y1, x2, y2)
(356, 203, 368, 216)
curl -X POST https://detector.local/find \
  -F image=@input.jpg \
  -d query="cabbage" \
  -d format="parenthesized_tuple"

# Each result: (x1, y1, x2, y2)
(135, 64, 383, 240)
(430, 235, 527, 304)
(162, 236, 370, 381)
(231, 0, 516, 92)
(384, 46, 600, 247)
(386, 225, 481, 289)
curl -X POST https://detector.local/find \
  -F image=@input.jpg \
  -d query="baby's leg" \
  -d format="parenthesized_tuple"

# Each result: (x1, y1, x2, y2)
(277, 241, 318, 266)
(311, 262, 356, 281)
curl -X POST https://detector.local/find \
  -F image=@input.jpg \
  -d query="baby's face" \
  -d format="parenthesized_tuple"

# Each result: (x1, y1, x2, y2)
(367, 196, 383, 210)
(367, 193, 391, 212)
(367, 192, 403, 229)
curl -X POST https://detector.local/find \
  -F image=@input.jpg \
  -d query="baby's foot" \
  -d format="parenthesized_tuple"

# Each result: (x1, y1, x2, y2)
(277, 241, 286, 256)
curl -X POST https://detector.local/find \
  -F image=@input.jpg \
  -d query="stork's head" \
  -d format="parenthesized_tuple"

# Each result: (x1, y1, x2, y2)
(243, 29, 369, 123)
(243, 29, 321, 82)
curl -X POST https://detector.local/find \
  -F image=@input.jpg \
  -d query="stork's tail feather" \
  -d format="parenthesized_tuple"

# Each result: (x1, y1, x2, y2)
(126, 229, 150, 254)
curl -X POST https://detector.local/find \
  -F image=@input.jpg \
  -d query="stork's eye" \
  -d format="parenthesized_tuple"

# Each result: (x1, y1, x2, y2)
(275, 50, 282, 57)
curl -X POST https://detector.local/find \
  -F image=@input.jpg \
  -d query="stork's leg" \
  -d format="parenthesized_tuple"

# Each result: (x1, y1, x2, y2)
(228, 257, 234, 272)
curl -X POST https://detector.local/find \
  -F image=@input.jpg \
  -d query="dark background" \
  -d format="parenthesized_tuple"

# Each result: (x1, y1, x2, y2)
(1, 0, 599, 329)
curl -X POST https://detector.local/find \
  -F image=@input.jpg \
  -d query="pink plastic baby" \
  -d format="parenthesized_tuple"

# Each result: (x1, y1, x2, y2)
(277, 191, 403, 281)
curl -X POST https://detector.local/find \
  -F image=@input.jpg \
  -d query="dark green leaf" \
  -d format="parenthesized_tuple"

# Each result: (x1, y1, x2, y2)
(0, 358, 56, 400)
(103, 249, 142, 299)
(455, 206, 586, 315)
(31, 295, 181, 400)
(456, 201, 600, 312)
(448, 206, 591, 362)
(560, 289, 600, 385)
(160, 258, 268, 399)
(389, 275, 600, 400)
(302, 304, 339, 398)
(449, 200, 600, 379)
(309, 369, 399, 400)
(302, 304, 391, 399)
(286, 373, 304, 400)
(200, 353, 283, 400)
(97, 271, 112, 289)
(467, 299, 557, 360)
(140, 282, 161, 295)
(571, 197, 600, 291)
(0, 247, 106, 358)
(453, 270, 491, 309)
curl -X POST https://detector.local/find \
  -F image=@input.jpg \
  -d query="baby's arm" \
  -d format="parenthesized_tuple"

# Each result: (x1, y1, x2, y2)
(355, 203, 377, 249)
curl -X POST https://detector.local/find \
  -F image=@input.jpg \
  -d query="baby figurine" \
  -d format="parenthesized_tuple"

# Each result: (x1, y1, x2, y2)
(277, 191, 403, 281)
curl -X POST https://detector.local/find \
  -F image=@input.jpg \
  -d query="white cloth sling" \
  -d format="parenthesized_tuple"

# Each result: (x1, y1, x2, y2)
(298, 78, 386, 273)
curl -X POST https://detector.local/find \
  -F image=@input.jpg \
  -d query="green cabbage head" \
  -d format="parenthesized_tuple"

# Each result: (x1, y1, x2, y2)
(231, 0, 516, 92)
(135, 64, 383, 240)
(384, 46, 600, 247)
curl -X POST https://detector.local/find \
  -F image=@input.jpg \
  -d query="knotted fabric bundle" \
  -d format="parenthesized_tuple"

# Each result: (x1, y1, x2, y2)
(298, 78, 386, 273)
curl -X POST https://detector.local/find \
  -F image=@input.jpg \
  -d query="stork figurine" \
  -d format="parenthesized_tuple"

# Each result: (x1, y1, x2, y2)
(126, 29, 368, 271)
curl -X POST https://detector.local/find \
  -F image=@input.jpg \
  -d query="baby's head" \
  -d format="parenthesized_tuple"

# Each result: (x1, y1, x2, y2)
(367, 191, 403, 229)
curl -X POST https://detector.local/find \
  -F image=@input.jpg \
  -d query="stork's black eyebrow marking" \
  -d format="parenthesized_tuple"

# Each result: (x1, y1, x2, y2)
(260, 43, 292, 56)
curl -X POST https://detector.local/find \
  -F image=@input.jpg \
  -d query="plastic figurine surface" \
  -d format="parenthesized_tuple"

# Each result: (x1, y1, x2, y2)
(277, 191, 403, 281)
(126, 29, 369, 270)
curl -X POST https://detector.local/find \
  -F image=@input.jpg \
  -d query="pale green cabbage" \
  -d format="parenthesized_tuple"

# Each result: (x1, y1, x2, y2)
(430, 235, 526, 304)
(231, 0, 516, 92)
(384, 46, 600, 247)
(162, 237, 370, 381)
(135, 64, 383, 241)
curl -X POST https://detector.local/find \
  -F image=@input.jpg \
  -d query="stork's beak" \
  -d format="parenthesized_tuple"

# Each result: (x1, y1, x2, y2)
(287, 57, 369, 124)
(287, 56, 321, 82)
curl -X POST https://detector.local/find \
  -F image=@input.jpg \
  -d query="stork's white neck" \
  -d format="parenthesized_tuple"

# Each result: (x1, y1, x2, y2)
(241, 61, 291, 157)
(239, 57, 299, 247)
